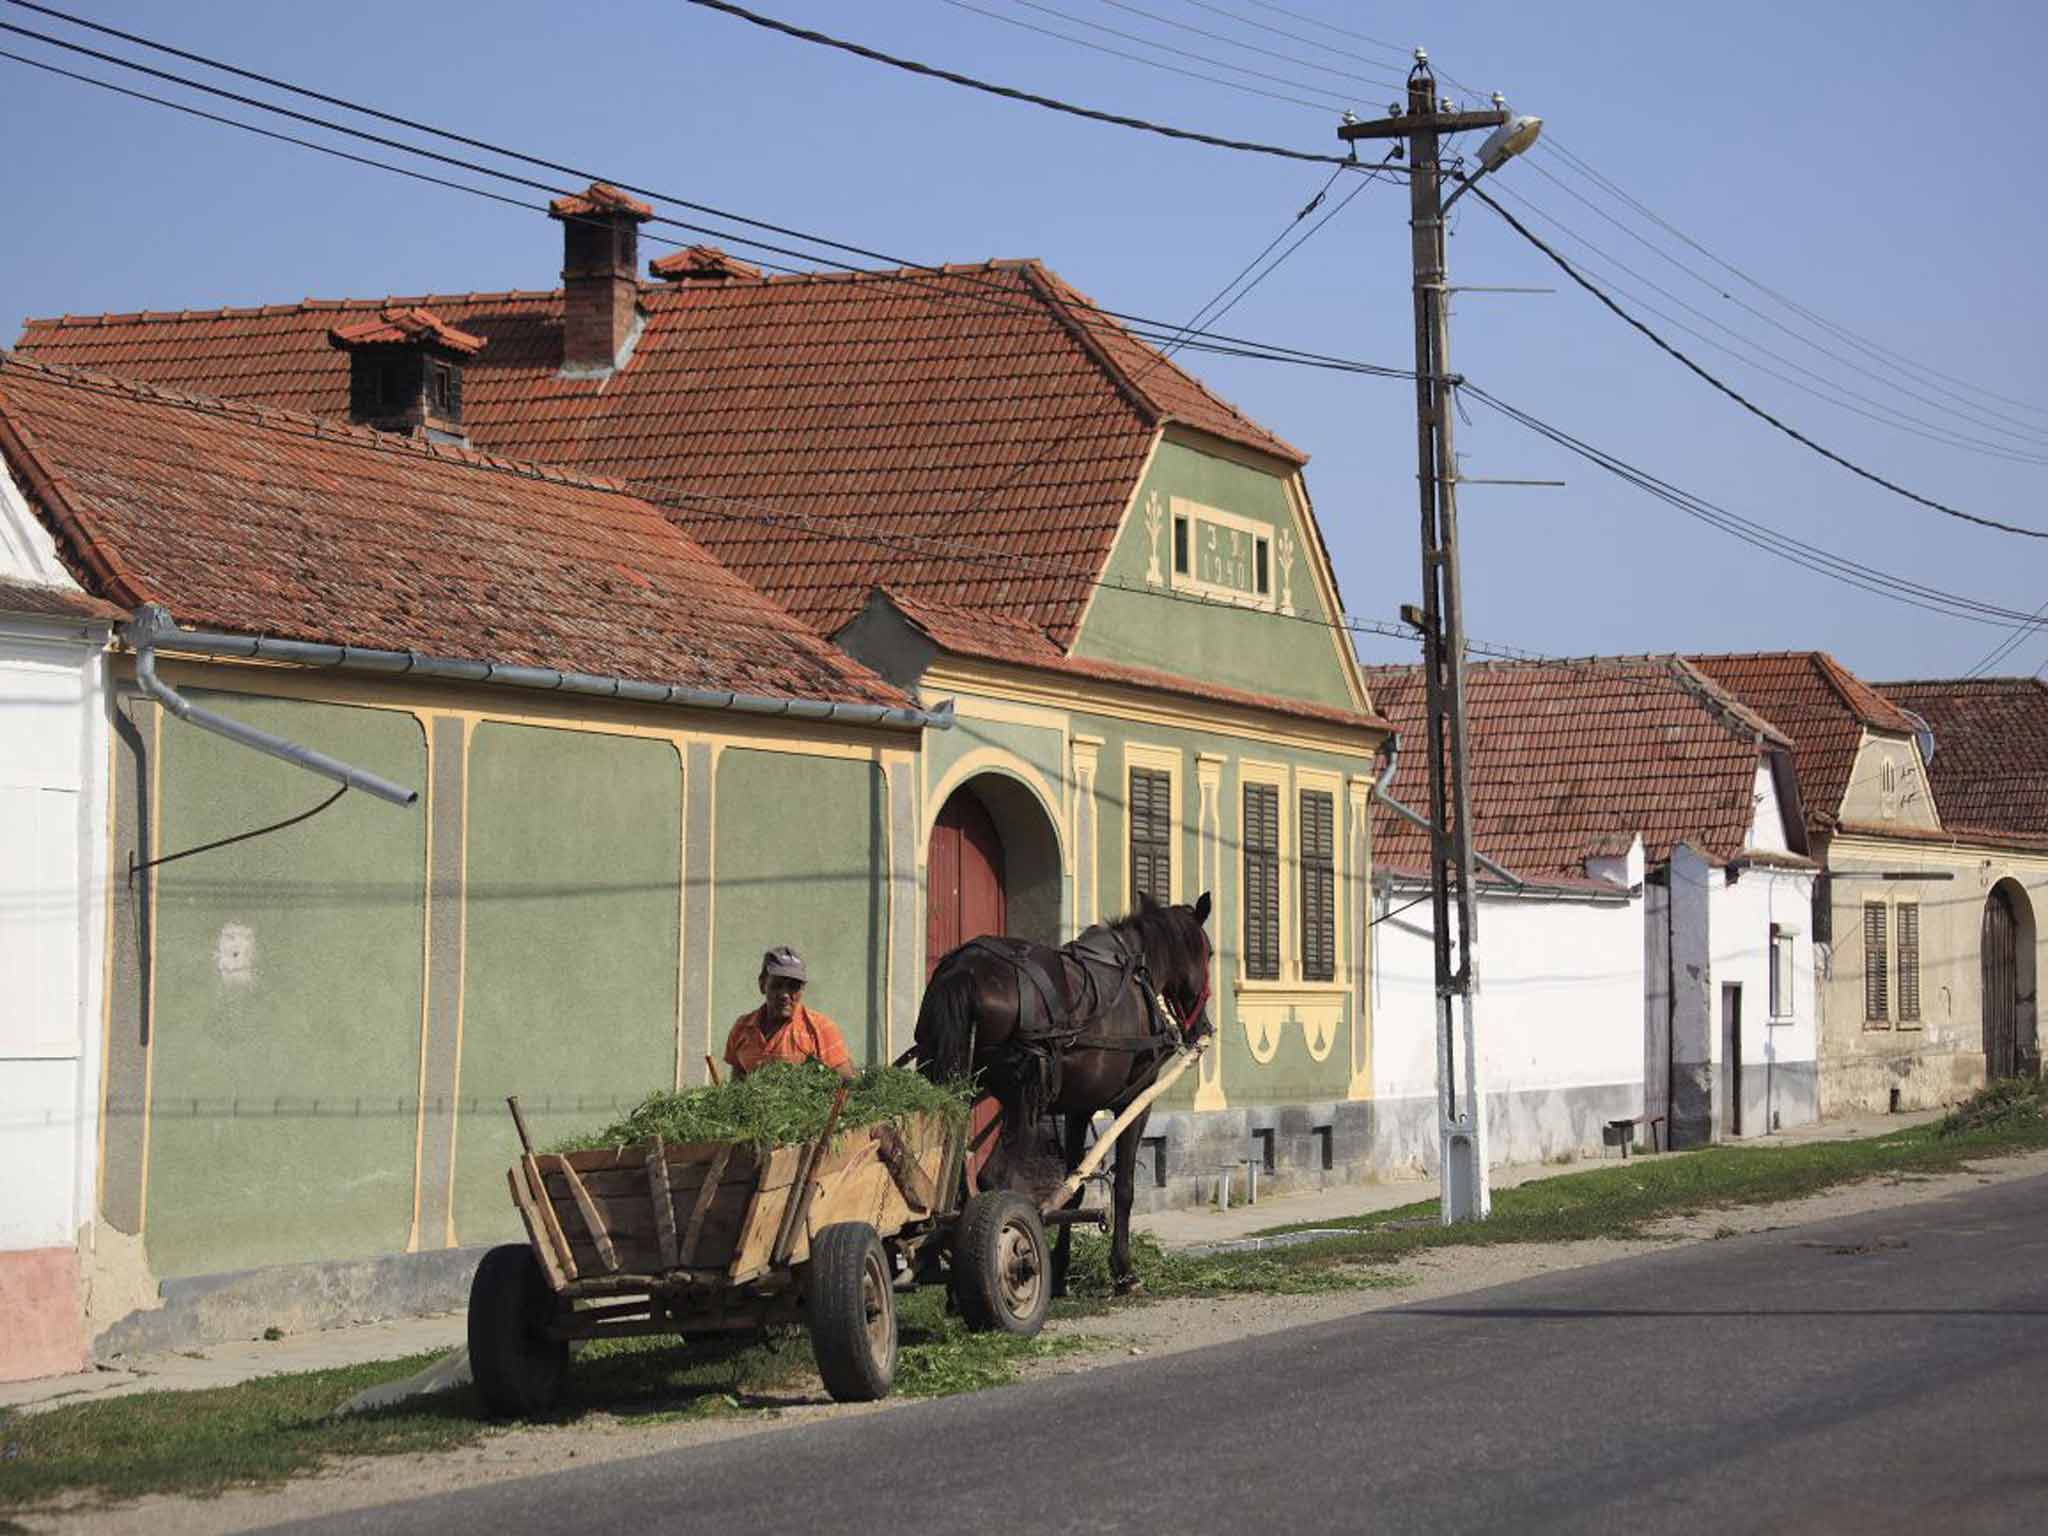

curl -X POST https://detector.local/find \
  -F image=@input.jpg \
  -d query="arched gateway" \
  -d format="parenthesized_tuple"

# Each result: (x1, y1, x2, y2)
(1981, 880, 2038, 1080)
(925, 775, 1062, 976)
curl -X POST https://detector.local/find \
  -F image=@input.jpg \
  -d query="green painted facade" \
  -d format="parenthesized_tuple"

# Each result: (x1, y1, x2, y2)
(453, 724, 682, 1245)
(712, 749, 888, 1066)
(147, 695, 426, 1277)
(1072, 439, 1357, 712)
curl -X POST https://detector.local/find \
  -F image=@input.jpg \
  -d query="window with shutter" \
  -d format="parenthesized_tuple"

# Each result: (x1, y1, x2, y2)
(1896, 903, 1920, 1024)
(1863, 902, 1889, 1023)
(1299, 789, 1335, 982)
(1243, 783, 1280, 980)
(1129, 768, 1172, 907)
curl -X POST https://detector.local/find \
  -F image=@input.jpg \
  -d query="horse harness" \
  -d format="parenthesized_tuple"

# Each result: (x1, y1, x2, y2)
(956, 925, 1202, 1112)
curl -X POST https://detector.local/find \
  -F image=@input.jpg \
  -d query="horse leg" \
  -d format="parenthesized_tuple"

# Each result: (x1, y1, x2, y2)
(1051, 1112, 1089, 1298)
(1109, 1107, 1152, 1296)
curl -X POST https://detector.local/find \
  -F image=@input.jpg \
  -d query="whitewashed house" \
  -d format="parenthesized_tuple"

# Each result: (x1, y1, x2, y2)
(0, 460, 118, 1382)
(1365, 657, 1818, 1171)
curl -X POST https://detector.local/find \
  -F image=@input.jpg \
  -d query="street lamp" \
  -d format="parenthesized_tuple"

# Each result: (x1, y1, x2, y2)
(1339, 57, 1541, 1225)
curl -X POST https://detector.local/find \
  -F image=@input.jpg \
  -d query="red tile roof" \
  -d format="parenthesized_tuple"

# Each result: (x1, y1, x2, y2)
(547, 183, 653, 221)
(1875, 676, 2048, 837)
(0, 574, 123, 622)
(1687, 651, 1921, 831)
(328, 308, 487, 356)
(0, 356, 908, 711)
(16, 260, 1304, 644)
(874, 589, 1387, 735)
(1365, 657, 1787, 881)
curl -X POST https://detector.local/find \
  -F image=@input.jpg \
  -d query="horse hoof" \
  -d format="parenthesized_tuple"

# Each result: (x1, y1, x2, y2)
(1114, 1276, 1144, 1297)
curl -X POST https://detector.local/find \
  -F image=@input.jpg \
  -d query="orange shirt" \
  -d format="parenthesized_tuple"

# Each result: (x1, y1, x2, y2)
(723, 1003, 853, 1077)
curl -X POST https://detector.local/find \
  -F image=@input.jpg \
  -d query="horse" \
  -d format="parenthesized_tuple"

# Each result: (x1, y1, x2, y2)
(914, 892, 1214, 1297)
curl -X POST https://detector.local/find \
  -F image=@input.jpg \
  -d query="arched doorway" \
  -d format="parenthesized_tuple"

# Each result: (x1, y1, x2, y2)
(925, 773, 1063, 976)
(1982, 880, 2039, 1079)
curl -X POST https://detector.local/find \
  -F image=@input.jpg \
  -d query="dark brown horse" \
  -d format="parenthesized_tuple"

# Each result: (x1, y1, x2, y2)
(914, 893, 1213, 1295)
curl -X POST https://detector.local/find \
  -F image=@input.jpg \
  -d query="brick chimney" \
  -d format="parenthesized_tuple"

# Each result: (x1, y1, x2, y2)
(327, 308, 486, 444)
(549, 182, 653, 378)
(648, 244, 763, 284)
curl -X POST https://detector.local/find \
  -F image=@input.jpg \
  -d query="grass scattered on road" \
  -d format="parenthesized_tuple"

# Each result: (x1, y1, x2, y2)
(0, 1290, 1090, 1515)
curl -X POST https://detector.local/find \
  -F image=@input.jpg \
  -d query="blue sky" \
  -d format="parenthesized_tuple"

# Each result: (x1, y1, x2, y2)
(2, 0, 2042, 680)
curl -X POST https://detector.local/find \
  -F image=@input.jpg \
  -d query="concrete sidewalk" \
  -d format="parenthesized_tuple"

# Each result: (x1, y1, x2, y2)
(0, 1108, 1945, 1416)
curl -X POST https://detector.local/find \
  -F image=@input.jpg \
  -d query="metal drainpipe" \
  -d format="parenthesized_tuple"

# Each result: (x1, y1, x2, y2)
(130, 608, 420, 807)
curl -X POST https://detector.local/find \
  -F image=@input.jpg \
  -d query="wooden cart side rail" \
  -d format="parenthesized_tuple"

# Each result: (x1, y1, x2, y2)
(770, 1086, 848, 1269)
(522, 1153, 580, 1284)
(681, 1144, 733, 1267)
(507, 1166, 570, 1292)
(645, 1136, 679, 1270)
(551, 1154, 620, 1273)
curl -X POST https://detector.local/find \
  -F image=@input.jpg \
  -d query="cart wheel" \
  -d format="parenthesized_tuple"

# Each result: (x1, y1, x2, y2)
(951, 1191, 1050, 1337)
(806, 1222, 897, 1403)
(468, 1244, 569, 1419)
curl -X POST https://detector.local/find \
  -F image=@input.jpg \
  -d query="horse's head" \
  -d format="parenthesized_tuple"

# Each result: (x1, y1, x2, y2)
(1134, 891, 1215, 1041)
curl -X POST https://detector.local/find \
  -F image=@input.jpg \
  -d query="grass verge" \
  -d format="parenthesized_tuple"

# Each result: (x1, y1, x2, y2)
(0, 1289, 1090, 1514)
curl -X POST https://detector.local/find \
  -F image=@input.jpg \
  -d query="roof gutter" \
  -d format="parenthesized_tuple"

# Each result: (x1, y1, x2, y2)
(126, 605, 955, 809)
(1367, 730, 1526, 889)
(129, 605, 420, 808)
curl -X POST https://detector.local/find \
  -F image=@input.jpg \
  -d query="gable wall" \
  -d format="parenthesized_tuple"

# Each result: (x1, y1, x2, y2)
(1070, 438, 1360, 712)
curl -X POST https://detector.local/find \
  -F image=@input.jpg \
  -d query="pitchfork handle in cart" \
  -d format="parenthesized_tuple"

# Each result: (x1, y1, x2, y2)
(506, 1095, 536, 1156)
(1043, 1031, 1210, 1213)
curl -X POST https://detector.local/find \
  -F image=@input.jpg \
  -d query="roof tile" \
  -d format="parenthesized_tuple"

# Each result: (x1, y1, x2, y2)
(1876, 675, 2048, 837)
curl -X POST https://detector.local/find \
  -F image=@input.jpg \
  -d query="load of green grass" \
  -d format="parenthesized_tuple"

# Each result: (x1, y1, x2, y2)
(1936, 1075, 2048, 1138)
(548, 1061, 971, 1153)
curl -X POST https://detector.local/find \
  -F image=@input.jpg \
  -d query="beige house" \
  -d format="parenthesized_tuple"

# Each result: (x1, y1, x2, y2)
(1692, 654, 2046, 1114)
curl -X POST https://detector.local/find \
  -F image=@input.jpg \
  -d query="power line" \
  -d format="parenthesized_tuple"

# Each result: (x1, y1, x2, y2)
(1514, 154, 2048, 454)
(1484, 179, 2048, 467)
(673, 0, 1360, 163)
(7, 17, 2041, 652)
(939, 0, 1357, 112)
(1463, 180, 2048, 542)
(1540, 136, 2048, 428)
(0, 13, 1415, 385)
(1098, 0, 1403, 91)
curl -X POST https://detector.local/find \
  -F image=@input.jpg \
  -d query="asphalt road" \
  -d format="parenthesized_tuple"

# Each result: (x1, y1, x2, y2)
(276, 1174, 2048, 1535)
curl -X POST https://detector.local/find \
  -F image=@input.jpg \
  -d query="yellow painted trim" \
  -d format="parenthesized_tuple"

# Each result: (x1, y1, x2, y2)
(93, 696, 122, 1230)
(922, 661, 1384, 760)
(950, 692, 1073, 733)
(1167, 495, 1279, 612)
(1070, 737, 1102, 929)
(1159, 420, 1302, 479)
(444, 716, 474, 1249)
(1120, 740, 1184, 910)
(405, 714, 434, 1254)
(921, 746, 1069, 876)
(1346, 776, 1374, 1101)
(1193, 753, 1226, 1111)
(674, 747, 690, 1089)
(136, 704, 162, 1237)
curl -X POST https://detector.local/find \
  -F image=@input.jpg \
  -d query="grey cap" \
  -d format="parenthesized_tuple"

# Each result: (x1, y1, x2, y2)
(760, 945, 808, 983)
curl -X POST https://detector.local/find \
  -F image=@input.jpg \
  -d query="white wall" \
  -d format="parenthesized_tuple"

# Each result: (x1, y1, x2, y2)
(0, 462, 113, 1259)
(1372, 883, 1646, 1167)
(1707, 865, 1819, 1134)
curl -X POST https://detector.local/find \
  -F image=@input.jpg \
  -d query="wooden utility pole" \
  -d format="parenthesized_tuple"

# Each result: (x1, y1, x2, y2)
(1341, 52, 1506, 1223)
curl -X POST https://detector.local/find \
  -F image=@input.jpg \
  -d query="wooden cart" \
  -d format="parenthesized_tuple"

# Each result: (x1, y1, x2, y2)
(467, 1092, 1057, 1416)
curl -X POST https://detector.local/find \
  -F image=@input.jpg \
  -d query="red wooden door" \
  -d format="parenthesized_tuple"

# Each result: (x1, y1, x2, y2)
(927, 788, 1007, 976)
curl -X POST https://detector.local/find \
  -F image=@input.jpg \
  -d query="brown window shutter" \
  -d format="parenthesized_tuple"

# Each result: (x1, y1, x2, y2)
(1897, 904, 1920, 1022)
(1244, 783, 1281, 980)
(1299, 789, 1335, 982)
(1129, 768, 1171, 906)
(1864, 903, 1889, 1022)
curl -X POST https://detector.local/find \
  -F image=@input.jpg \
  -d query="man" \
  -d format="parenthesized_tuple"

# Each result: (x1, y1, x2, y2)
(723, 945, 855, 1081)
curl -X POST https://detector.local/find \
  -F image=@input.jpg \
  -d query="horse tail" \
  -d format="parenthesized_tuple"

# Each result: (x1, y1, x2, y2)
(914, 957, 978, 1085)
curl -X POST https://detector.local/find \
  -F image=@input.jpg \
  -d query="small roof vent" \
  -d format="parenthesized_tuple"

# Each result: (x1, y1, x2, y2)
(649, 244, 763, 283)
(328, 307, 486, 443)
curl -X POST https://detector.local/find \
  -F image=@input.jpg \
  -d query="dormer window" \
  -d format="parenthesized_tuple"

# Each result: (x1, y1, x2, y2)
(329, 308, 486, 444)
